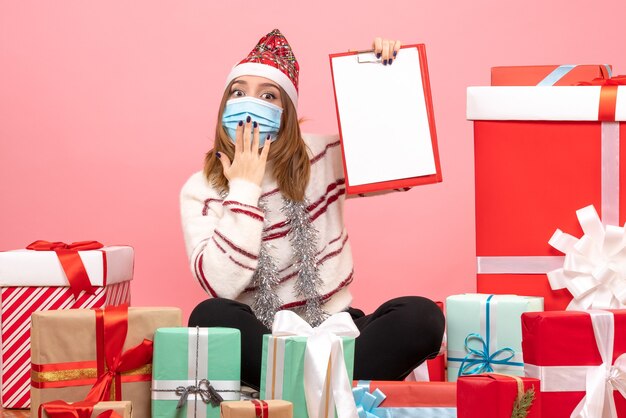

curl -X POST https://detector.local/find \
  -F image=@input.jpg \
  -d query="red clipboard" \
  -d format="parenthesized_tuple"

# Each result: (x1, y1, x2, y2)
(328, 44, 442, 195)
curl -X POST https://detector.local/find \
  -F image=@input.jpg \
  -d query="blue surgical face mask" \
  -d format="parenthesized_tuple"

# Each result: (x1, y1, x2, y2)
(221, 96, 283, 148)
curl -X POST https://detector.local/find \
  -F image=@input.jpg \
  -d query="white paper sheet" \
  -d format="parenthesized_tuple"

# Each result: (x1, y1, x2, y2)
(331, 47, 437, 186)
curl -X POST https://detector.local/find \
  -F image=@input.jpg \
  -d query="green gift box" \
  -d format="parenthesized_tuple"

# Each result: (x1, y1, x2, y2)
(446, 293, 543, 382)
(151, 327, 241, 418)
(260, 334, 355, 418)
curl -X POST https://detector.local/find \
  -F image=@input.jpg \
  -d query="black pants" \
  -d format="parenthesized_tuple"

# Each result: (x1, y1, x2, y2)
(188, 296, 445, 389)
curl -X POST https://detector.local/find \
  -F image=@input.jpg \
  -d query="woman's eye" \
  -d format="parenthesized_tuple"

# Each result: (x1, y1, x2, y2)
(261, 93, 276, 100)
(232, 90, 244, 97)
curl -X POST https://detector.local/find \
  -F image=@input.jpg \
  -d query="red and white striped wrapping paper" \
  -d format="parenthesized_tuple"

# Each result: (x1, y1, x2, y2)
(0, 245, 133, 409)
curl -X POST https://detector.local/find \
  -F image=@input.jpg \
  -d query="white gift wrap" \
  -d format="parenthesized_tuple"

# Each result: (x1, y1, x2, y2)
(466, 85, 626, 121)
(0, 246, 134, 286)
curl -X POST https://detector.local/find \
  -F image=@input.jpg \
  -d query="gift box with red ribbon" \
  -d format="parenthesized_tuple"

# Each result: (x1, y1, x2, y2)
(221, 400, 293, 418)
(522, 310, 626, 417)
(29, 305, 182, 418)
(457, 373, 541, 418)
(0, 241, 134, 409)
(468, 66, 626, 310)
(352, 381, 456, 417)
(39, 400, 132, 418)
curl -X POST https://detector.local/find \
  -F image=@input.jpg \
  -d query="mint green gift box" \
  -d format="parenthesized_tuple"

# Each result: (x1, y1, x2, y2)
(446, 293, 543, 382)
(260, 335, 355, 418)
(151, 327, 241, 418)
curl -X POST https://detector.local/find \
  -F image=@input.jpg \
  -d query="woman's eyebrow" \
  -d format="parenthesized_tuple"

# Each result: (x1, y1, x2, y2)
(232, 80, 278, 90)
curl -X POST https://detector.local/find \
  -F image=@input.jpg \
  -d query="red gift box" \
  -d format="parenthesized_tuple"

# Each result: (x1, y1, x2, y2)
(0, 243, 133, 409)
(522, 310, 626, 417)
(468, 68, 626, 310)
(457, 373, 541, 418)
(491, 64, 611, 86)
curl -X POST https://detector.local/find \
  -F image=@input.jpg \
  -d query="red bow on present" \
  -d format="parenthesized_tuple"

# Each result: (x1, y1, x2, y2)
(84, 304, 154, 403)
(39, 400, 123, 418)
(577, 75, 626, 121)
(26, 240, 105, 299)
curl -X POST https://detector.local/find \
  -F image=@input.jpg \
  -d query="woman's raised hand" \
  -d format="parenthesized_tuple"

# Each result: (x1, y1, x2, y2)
(372, 37, 401, 65)
(217, 115, 271, 187)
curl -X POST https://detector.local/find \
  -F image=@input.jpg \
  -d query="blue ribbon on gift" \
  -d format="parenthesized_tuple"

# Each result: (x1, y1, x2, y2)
(353, 386, 386, 418)
(448, 295, 524, 377)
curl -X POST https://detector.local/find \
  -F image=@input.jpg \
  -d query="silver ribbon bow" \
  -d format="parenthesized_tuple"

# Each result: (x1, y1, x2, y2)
(175, 378, 224, 409)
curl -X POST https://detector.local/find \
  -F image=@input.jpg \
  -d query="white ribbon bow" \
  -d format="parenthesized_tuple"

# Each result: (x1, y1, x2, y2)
(570, 311, 626, 418)
(548, 205, 626, 310)
(272, 310, 360, 418)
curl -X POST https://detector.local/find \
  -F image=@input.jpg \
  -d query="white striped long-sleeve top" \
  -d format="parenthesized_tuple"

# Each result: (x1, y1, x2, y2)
(180, 132, 410, 315)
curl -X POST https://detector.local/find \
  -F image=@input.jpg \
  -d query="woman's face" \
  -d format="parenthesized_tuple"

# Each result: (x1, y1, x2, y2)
(228, 75, 283, 109)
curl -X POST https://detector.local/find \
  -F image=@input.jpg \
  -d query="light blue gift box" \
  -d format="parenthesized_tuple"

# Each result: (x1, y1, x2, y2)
(446, 293, 543, 382)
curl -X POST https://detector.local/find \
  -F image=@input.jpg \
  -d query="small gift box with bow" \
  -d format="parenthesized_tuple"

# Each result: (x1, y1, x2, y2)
(446, 294, 543, 382)
(522, 309, 626, 417)
(151, 327, 241, 417)
(220, 400, 293, 418)
(260, 311, 358, 418)
(39, 400, 132, 418)
(457, 374, 541, 418)
(30, 304, 182, 418)
(353, 381, 457, 417)
(468, 66, 626, 311)
(0, 241, 134, 409)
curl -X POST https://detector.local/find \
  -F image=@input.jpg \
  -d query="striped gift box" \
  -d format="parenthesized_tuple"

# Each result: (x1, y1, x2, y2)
(0, 245, 133, 409)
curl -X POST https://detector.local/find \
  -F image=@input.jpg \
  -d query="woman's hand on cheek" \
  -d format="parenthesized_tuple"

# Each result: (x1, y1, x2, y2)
(372, 37, 401, 65)
(217, 116, 271, 187)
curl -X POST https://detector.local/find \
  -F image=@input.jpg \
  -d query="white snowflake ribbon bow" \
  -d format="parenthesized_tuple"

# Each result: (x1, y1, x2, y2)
(548, 205, 626, 310)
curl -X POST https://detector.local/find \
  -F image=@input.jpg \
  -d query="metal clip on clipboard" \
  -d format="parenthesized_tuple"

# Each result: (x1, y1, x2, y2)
(351, 48, 381, 64)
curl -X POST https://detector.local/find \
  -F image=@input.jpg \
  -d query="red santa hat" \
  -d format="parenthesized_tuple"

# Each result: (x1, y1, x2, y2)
(224, 28, 300, 108)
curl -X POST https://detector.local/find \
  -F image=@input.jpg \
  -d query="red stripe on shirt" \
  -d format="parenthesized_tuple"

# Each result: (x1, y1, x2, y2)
(214, 230, 258, 260)
(310, 188, 345, 222)
(202, 198, 224, 216)
(196, 253, 218, 298)
(211, 237, 256, 271)
(279, 270, 354, 309)
(311, 140, 341, 164)
(243, 235, 349, 292)
(317, 234, 349, 265)
(230, 208, 264, 222)
(223, 200, 263, 212)
(307, 179, 346, 212)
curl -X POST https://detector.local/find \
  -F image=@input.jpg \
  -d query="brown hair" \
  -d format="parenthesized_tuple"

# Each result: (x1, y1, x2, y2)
(203, 80, 311, 201)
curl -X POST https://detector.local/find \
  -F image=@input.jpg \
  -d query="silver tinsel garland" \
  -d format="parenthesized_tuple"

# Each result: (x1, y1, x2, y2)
(250, 197, 283, 328)
(249, 195, 327, 328)
(280, 197, 327, 327)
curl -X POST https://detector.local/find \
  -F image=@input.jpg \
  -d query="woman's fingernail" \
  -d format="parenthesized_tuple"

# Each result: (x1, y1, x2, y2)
(253, 121, 258, 128)
(216, 152, 221, 158)
(267, 134, 271, 140)
(389, 58, 393, 65)
(376, 53, 381, 59)
(393, 50, 397, 57)
(238, 120, 243, 126)
(246, 115, 251, 123)
(383, 59, 387, 66)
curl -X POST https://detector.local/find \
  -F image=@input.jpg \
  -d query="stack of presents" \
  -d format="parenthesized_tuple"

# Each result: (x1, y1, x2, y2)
(1, 64, 626, 417)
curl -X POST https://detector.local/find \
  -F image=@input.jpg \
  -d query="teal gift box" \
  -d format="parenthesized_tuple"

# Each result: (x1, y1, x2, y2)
(151, 327, 241, 418)
(260, 334, 355, 418)
(446, 293, 543, 382)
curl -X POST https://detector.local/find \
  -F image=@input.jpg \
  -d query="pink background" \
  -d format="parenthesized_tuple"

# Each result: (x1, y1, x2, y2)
(1, 0, 625, 320)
